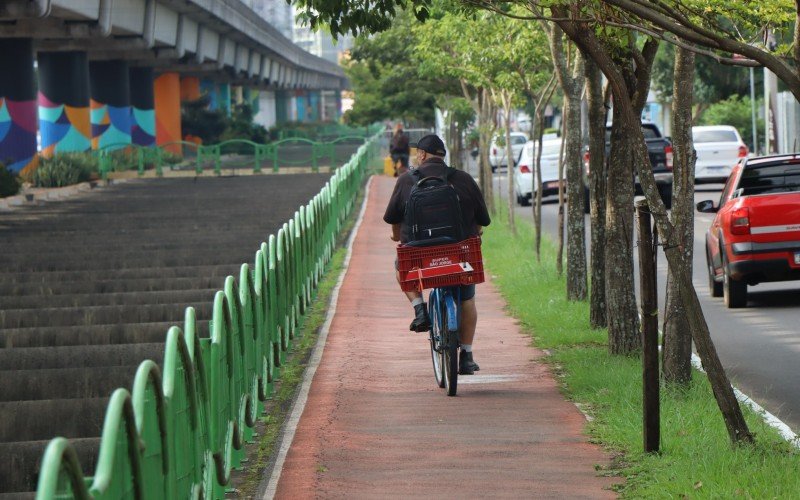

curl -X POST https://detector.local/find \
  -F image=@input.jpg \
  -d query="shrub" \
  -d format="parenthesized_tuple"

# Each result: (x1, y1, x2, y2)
(28, 153, 97, 188)
(0, 162, 20, 198)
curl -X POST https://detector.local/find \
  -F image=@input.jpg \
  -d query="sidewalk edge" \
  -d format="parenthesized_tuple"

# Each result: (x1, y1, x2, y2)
(259, 175, 375, 499)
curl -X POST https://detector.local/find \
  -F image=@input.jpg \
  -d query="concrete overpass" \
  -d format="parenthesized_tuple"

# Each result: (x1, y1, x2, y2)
(0, 0, 348, 173)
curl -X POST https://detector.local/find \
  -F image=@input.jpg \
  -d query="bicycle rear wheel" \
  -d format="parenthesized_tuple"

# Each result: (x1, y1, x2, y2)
(442, 310, 459, 397)
(429, 296, 445, 388)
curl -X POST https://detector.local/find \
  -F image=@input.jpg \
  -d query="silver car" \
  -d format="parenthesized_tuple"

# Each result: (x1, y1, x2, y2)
(693, 125, 748, 183)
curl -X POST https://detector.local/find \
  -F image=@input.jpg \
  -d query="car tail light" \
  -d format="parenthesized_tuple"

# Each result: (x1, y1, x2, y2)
(731, 207, 750, 235)
(519, 164, 531, 173)
(738, 145, 748, 158)
(583, 150, 590, 175)
(664, 144, 673, 170)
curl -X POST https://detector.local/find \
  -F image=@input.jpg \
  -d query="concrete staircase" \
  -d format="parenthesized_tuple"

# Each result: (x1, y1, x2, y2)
(0, 174, 331, 497)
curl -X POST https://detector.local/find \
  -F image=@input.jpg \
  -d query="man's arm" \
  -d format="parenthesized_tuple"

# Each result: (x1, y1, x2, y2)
(390, 223, 401, 241)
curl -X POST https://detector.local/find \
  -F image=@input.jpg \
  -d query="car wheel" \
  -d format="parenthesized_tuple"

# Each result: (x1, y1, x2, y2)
(707, 250, 723, 298)
(722, 251, 747, 308)
(520, 195, 531, 207)
(492, 165, 497, 173)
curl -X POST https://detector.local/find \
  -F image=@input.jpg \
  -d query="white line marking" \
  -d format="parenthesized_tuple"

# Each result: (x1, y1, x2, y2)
(262, 176, 374, 499)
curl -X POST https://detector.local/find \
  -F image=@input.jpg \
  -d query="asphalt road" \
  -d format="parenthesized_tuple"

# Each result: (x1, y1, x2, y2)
(488, 167, 800, 434)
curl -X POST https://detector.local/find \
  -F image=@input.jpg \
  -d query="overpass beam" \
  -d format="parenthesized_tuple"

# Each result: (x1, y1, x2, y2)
(0, 39, 37, 174)
(37, 51, 92, 158)
(130, 67, 156, 147)
(89, 60, 132, 150)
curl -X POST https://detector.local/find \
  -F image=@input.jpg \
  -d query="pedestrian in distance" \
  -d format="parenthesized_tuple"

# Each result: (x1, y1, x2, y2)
(389, 123, 410, 177)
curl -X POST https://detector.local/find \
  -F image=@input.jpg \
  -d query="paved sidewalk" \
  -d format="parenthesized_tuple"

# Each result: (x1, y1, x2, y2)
(268, 175, 619, 499)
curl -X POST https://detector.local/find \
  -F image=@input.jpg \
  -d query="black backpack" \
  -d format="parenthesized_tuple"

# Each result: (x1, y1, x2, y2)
(404, 167, 466, 247)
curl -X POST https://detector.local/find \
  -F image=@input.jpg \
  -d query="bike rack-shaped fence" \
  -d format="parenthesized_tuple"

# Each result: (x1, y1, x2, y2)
(96, 125, 382, 180)
(35, 131, 383, 499)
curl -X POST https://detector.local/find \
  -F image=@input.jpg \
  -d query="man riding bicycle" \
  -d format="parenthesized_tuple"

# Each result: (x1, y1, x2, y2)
(383, 134, 491, 375)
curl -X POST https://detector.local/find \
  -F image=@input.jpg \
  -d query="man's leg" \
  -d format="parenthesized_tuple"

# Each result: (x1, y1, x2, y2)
(459, 289, 480, 374)
(459, 297, 477, 346)
(397, 270, 430, 331)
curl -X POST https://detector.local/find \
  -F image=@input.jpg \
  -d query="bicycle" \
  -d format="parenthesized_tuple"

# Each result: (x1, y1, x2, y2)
(428, 285, 461, 395)
(396, 236, 484, 397)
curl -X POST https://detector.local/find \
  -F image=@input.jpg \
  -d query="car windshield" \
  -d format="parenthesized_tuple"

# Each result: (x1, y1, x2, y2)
(738, 163, 800, 195)
(512, 135, 527, 145)
(604, 125, 659, 142)
(694, 130, 738, 143)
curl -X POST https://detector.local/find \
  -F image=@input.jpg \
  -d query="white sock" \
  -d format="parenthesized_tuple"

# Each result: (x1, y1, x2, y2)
(462, 344, 472, 352)
(411, 297, 424, 307)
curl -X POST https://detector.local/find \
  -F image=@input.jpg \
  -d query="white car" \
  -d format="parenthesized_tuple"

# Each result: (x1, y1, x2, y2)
(513, 138, 563, 206)
(692, 125, 748, 183)
(489, 132, 528, 172)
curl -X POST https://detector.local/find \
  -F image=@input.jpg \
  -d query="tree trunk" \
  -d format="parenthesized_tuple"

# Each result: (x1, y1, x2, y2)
(532, 76, 557, 262)
(556, 116, 567, 277)
(605, 105, 640, 354)
(563, 58, 587, 301)
(477, 89, 496, 213)
(504, 91, 516, 234)
(585, 57, 608, 328)
(552, 4, 754, 445)
(663, 46, 696, 385)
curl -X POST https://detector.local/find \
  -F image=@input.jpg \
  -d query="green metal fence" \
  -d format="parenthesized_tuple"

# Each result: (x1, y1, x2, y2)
(35, 131, 382, 500)
(97, 124, 383, 179)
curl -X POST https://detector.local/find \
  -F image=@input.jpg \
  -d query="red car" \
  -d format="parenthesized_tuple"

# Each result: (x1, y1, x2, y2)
(698, 154, 800, 308)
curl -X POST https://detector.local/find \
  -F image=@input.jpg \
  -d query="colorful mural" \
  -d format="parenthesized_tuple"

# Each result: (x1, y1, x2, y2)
(38, 92, 91, 157)
(131, 107, 155, 147)
(0, 97, 37, 173)
(1, 39, 38, 174)
(130, 67, 156, 147)
(91, 100, 132, 150)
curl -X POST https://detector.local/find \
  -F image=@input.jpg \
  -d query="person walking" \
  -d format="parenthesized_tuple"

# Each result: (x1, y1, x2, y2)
(389, 123, 410, 176)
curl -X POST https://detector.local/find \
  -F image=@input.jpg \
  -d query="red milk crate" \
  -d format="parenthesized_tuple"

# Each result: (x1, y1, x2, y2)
(396, 236, 485, 292)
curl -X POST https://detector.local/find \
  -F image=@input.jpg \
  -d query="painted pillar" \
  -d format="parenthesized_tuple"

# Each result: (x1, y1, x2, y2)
(309, 91, 320, 122)
(154, 73, 181, 154)
(275, 90, 288, 124)
(37, 51, 92, 160)
(244, 88, 259, 114)
(129, 67, 156, 147)
(89, 60, 132, 150)
(0, 39, 37, 174)
(218, 83, 231, 116)
(200, 79, 218, 110)
(180, 76, 201, 102)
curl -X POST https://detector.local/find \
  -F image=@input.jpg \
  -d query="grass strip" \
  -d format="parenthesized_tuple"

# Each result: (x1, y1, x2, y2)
(482, 210, 800, 498)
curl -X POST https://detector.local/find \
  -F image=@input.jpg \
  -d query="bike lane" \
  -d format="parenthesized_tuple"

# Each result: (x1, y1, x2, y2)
(267, 175, 619, 498)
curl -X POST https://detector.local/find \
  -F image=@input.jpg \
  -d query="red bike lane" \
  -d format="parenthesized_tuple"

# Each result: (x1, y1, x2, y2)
(269, 175, 619, 498)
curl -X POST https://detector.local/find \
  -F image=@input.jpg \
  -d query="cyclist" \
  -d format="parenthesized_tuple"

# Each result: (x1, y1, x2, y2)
(389, 123, 410, 176)
(383, 134, 491, 375)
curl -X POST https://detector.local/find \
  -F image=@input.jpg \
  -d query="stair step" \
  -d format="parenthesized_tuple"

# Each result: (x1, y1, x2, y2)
(0, 320, 210, 348)
(0, 437, 99, 495)
(0, 343, 165, 371)
(0, 398, 109, 443)
(0, 365, 140, 402)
